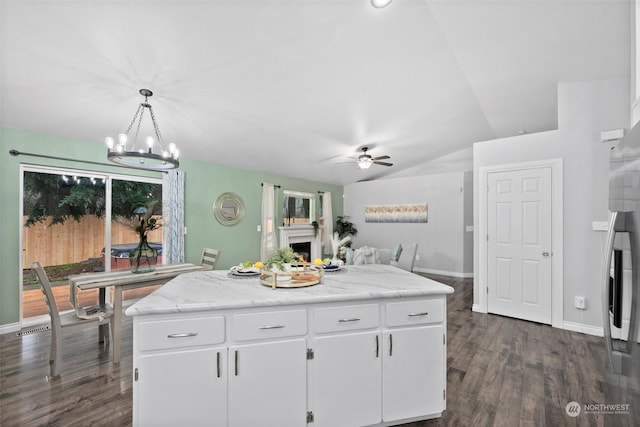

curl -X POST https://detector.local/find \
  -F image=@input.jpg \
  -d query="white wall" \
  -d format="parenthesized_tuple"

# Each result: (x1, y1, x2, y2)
(473, 78, 630, 333)
(344, 171, 473, 277)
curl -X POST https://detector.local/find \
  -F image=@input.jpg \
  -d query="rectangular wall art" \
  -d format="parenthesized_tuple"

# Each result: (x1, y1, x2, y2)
(364, 203, 428, 223)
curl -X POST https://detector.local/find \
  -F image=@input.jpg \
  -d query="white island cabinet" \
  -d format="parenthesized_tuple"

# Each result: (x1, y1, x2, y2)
(126, 264, 454, 427)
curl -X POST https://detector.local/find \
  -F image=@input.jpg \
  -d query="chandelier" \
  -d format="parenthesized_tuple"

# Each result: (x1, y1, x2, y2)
(105, 89, 179, 170)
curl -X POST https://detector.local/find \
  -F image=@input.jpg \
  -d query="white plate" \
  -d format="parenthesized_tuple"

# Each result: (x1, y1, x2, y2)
(230, 267, 260, 276)
(312, 265, 343, 272)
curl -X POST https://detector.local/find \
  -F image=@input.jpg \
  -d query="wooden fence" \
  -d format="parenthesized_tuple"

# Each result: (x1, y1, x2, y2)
(22, 216, 163, 267)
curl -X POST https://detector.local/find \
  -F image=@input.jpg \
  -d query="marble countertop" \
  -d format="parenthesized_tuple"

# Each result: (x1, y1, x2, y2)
(125, 264, 454, 317)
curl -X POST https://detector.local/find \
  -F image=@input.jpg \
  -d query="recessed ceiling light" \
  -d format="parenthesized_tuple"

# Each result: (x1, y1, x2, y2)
(371, 0, 392, 8)
(517, 130, 528, 135)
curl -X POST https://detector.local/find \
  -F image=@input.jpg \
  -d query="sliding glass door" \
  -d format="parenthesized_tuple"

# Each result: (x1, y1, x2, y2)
(21, 166, 162, 322)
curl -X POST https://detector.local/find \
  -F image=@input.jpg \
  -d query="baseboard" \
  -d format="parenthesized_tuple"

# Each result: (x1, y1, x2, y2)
(472, 304, 484, 313)
(414, 267, 473, 278)
(0, 322, 21, 335)
(560, 320, 604, 337)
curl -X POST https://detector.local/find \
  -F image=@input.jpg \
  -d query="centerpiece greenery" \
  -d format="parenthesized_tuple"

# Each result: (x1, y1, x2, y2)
(264, 247, 300, 271)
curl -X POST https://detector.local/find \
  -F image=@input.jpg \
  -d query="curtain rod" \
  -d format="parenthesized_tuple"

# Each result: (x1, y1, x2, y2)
(9, 149, 166, 173)
(261, 183, 281, 188)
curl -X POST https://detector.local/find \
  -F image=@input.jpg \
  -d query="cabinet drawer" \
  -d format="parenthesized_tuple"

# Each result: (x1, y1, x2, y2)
(231, 309, 307, 341)
(138, 316, 225, 351)
(314, 304, 379, 333)
(386, 299, 444, 327)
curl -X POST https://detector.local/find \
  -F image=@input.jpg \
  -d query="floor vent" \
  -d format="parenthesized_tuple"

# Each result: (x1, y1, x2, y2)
(17, 325, 51, 336)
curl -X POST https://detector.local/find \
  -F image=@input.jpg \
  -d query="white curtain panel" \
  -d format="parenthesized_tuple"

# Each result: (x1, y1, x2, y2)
(322, 192, 333, 252)
(261, 183, 277, 261)
(162, 170, 185, 264)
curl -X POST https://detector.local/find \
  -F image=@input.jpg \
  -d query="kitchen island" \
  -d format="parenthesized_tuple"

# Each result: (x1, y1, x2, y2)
(126, 264, 454, 427)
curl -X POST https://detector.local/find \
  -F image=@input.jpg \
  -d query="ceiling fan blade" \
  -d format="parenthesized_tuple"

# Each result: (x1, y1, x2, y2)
(374, 161, 393, 167)
(372, 155, 390, 161)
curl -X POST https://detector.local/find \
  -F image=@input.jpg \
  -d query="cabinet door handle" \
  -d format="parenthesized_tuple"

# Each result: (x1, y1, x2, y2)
(408, 312, 429, 317)
(389, 334, 393, 357)
(234, 350, 239, 376)
(259, 324, 285, 330)
(338, 317, 361, 323)
(167, 332, 198, 338)
(216, 352, 221, 378)
(375, 335, 379, 358)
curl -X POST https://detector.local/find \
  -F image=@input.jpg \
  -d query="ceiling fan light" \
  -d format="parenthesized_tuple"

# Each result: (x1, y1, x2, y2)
(358, 158, 373, 169)
(371, 0, 392, 8)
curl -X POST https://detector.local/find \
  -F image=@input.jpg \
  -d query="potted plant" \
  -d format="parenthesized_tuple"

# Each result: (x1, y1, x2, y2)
(129, 201, 161, 273)
(264, 247, 300, 272)
(335, 216, 358, 247)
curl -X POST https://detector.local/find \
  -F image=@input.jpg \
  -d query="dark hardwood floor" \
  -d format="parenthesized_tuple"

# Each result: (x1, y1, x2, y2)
(1, 274, 637, 426)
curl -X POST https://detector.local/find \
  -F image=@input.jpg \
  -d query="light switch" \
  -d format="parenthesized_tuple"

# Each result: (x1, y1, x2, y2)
(257, 225, 261, 232)
(592, 221, 609, 231)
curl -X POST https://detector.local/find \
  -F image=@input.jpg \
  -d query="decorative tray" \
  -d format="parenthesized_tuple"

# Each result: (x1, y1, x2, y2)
(260, 263, 323, 289)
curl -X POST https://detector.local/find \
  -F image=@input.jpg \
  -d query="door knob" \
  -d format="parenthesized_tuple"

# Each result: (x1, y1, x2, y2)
(542, 251, 551, 257)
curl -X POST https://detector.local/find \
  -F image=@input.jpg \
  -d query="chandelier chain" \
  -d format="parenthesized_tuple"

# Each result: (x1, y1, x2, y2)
(124, 104, 144, 136)
(147, 104, 164, 144)
(133, 105, 145, 145)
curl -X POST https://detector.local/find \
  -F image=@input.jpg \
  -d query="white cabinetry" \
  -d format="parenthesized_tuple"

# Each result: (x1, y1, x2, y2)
(313, 331, 382, 427)
(132, 297, 447, 427)
(312, 303, 381, 427)
(382, 326, 444, 421)
(227, 308, 308, 426)
(383, 299, 446, 422)
(133, 315, 227, 426)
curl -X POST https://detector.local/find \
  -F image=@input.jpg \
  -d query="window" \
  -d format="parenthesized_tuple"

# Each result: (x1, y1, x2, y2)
(282, 190, 315, 225)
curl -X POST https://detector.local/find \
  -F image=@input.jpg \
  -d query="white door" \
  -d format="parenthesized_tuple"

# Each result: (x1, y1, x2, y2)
(487, 166, 552, 324)
(313, 332, 382, 427)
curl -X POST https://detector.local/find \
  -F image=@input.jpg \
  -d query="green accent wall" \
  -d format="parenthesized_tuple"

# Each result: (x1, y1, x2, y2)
(0, 126, 343, 328)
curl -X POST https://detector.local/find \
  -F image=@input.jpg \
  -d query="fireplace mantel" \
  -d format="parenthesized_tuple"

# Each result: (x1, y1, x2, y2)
(279, 225, 322, 261)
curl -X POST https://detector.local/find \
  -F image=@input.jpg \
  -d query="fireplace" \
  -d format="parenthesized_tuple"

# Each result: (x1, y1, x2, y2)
(279, 225, 321, 261)
(290, 242, 311, 262)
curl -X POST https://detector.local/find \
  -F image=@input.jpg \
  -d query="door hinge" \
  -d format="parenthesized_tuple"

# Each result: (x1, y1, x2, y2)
(443, 334, 446, 345)
(443, 389, 446, 400)
(307, 348, 314, 360)
(486, 233, 489, 242)
(306, 411, 314, 423)
(134, 368, 139, 382)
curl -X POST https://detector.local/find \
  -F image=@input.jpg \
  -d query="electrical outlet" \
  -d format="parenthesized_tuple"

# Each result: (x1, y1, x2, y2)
(574, 296, 586, 310)
(257, 225, 261, 232)
(415, 254, 420, 261)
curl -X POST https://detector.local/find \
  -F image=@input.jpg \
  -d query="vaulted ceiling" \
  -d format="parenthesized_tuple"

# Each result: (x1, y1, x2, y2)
(0, 0, 631, 185)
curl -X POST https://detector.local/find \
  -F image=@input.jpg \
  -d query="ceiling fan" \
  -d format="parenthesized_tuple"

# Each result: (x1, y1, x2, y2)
(355, 147, 393, 169)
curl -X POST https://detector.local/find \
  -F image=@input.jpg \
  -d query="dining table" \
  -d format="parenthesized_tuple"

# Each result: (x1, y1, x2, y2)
(68, 263, 208, 364)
